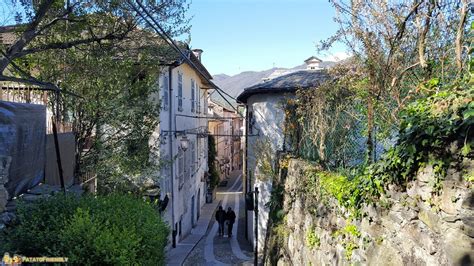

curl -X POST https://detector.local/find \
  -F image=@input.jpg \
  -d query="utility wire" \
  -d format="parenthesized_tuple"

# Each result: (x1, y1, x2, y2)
(129, 0, 243, 118)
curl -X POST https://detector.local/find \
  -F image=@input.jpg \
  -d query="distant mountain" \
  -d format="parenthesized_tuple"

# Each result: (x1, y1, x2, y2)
(210, 61, 335, 109)
(212, 73, 230, 83)
(214, 68, 284, 98)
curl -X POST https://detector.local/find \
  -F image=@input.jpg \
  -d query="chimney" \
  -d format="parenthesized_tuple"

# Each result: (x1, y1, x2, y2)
(192, 49, 203, 62)
(304, 56, 322, 70)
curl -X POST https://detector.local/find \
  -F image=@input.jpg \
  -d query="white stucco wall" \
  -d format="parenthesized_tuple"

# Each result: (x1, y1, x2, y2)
(245, 93, 292, 253)
(156, 63, 209, 243)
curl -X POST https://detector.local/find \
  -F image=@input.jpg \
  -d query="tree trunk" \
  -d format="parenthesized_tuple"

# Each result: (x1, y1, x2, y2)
(418, 0, 434, 69)
(366, 92, 374, 163)
(455, 0, 468, 72)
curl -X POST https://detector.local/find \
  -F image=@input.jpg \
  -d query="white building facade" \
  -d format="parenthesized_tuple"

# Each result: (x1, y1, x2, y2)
(156, 49, 213, 246)
(237, 57, 328, 253)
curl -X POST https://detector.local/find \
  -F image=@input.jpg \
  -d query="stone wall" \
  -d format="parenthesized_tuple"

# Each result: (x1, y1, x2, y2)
(272, 159, 474, 266)
(0, 156, 11, 213)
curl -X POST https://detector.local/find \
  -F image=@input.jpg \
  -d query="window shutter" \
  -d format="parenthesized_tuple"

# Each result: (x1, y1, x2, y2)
(162, 76, 169, 110)
(191, 80, 195, 113)
(197, 85, 201, 114)
(178, 73, 183, 111)
(178, 150, 184, 188)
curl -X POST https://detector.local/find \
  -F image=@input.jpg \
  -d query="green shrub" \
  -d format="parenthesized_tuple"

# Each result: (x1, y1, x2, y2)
(2, 194, 169, 265)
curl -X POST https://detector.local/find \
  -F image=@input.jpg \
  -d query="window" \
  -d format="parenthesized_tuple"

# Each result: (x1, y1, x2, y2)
(178, 149, 184, 188)
(178, 72, 183, 111)
(191, 141, 196, 174)
(160, 151, 172, 195)
(184, 147, 190, 181)
(203, 91, 208, 115)
(197, 138, 201, 165)
(191, 79, 195, 113)
(249, 111, 254, 134)
(162, 75, 169, 111)
(204, 137, 208, 160)
(196, 85, 201, 114)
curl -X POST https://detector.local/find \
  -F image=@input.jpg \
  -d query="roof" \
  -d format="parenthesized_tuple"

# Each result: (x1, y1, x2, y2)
(209, 91, 238, 111)
(237, 70, 329, 103)
(304, 56, 322, 63)
(209, 98, 236, 113)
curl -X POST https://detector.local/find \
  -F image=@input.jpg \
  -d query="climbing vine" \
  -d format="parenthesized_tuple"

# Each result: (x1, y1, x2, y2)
(254, 138, 278, 181)
(303, 78, 474, 218)
(208, 135, 220, 189)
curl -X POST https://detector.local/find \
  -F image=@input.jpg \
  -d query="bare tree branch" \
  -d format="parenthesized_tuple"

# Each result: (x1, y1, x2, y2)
(391, 62, 421, 87)
(35, 2, 81, 35)
(387, 1, 423, 64)
(18, 31, 131, 57)
(418, 0, 434, 68)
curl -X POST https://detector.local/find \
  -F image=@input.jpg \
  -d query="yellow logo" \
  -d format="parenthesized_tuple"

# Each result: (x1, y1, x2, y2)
(2, 253, 68, 265)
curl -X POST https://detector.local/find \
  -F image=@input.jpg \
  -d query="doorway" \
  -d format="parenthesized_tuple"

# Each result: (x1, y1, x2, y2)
(197, 188, 201, 219)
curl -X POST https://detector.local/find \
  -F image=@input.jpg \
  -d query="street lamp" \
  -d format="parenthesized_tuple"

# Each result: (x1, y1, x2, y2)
(180, 135, 189, 151)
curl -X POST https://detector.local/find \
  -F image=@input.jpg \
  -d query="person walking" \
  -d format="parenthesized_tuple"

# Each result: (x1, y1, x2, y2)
(215, 206, 226, 236)
(226, 207, 236, 237)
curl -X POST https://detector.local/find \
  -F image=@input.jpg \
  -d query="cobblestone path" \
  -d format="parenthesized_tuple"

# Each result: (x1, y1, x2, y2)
(183, 171, 253, 265)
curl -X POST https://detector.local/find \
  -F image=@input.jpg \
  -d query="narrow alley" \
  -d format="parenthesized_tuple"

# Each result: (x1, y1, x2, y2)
(183, 170, 253, 266)
(1, 1, 472, 265)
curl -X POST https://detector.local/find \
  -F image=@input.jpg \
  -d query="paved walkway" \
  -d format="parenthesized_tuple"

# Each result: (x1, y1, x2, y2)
(183, 170, 254, 266)
(166, 193, 220, 265)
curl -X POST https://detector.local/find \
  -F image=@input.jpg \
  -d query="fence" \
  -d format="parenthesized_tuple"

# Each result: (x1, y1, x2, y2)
(288, 87, 399, 171)
(0, 85, 49, 105)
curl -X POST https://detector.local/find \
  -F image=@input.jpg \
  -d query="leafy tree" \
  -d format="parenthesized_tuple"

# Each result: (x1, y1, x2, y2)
(0, 0, 191, 192)
(0, 0, 190, 86)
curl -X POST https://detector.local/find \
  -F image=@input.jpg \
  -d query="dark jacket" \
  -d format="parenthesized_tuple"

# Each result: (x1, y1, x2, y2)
(216, 209, 226, 223)
(226, 210, 236, 224)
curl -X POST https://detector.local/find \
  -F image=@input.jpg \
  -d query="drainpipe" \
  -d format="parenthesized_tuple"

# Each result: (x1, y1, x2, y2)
(244, 104, 249, 240)
(168, 63, 178, 248)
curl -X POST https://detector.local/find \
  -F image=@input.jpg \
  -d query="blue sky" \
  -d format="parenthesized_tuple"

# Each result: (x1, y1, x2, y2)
(0, 0, 348, 76)
(187, 0, 348, 76)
